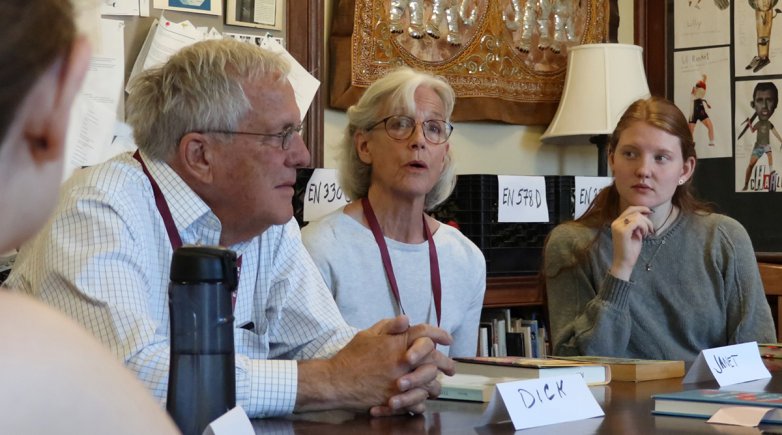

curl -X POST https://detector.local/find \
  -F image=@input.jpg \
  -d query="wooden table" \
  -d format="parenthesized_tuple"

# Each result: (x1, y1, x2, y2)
(254, 369, 782, 434)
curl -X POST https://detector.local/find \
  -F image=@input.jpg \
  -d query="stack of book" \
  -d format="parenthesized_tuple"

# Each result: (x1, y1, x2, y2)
(439, 356, 611, 402)
(553, 355, 684, 382)
(453, 356, 611, 385)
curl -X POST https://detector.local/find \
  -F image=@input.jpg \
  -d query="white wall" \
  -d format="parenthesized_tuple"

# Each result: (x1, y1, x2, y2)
(322, 0, 635, 176)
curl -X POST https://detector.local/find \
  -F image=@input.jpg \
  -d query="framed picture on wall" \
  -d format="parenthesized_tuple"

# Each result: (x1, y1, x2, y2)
(152, 0, 222, 16)
(226, 0, 284, 30)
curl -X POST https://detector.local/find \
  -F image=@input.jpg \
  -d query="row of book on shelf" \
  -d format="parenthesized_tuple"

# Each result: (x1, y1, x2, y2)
(478, 309, 547, 358)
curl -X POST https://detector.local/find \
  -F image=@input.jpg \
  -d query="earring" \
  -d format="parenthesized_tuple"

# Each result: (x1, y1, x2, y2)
(678, 179, 685, 185)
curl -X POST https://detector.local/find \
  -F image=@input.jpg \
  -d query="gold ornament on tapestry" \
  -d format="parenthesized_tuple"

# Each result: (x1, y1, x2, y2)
(352, 0, 608, 103)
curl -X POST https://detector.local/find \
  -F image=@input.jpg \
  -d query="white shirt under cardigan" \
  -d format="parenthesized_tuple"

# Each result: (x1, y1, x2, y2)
(6, 152, 356, 418)
(301, 207, 486, 357)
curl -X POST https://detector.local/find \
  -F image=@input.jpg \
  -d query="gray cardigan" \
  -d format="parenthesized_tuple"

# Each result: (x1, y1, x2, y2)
(545, 211, 776, 362)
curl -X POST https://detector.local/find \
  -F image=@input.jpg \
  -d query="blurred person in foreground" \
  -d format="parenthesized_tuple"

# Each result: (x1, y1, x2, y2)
(0, 0, 177, 432)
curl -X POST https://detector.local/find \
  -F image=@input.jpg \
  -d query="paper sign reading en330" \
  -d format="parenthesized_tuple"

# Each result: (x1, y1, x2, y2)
(497, 176, 549, 223)
(303, 169, 350, 222)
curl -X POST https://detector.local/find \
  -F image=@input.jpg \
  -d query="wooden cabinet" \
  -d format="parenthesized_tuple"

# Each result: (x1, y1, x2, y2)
(759, 254, 782, 342)
(483, 276, 544, 308)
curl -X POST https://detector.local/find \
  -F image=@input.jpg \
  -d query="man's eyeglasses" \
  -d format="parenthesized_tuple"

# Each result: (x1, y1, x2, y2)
(367, 115, 453, 145)
(198, 123, 305, 150)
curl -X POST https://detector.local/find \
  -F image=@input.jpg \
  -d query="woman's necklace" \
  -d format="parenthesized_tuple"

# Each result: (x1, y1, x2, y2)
(643, 206, 676, 272)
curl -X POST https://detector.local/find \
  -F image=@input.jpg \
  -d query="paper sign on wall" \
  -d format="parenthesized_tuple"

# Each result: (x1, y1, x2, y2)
(497, 176, 549, 223)
(683, 342, 771, 386)
(259, 37, 320, 119)
(64, 19, 126, 180)
(574, 176, 613, 219)
(479, 374, 603, 430)
(303, 169, 351, 222)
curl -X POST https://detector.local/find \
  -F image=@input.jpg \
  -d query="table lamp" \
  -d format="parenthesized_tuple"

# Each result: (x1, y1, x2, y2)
(540, 43, 651, 176)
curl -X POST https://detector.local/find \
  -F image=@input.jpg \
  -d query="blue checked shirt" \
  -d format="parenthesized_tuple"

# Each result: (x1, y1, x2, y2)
(7, 152, 357, 417)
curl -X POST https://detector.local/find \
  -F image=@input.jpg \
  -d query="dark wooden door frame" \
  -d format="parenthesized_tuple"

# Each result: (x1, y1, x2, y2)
(286, 0, 324, 168)
(634, 0, 668, 97)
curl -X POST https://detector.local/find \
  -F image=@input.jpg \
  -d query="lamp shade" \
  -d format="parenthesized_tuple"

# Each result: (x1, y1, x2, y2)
(540, 43, 651, 145)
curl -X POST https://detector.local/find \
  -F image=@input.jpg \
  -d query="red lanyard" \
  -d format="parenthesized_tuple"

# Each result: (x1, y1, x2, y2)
(133, 151, 241, 309)
(361, 197, 441, 326)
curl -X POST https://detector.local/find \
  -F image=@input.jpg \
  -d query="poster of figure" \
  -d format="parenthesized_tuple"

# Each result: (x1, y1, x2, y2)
(735, 79, 782, 192)
(673, 0, 730, 49)
(673, 47, 731, 159)
(734, 0, 782, 76)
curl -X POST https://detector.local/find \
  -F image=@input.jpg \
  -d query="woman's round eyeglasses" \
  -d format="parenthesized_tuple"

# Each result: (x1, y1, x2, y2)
(367, 115, 453, 145)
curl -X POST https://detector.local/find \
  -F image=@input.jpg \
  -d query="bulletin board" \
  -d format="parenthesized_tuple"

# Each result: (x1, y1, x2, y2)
(105, 0, 325, 166)
(642, 1, 782, 251)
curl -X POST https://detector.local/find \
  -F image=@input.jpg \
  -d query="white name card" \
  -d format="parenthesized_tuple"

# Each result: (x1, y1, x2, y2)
(574, 176, 613, 219)
(202, 406, 254, 435)
(303, 168, 351, 222)
(683, 342, 771, 386)
(497, 175, 549, 223)
(479, 374, 604, 430)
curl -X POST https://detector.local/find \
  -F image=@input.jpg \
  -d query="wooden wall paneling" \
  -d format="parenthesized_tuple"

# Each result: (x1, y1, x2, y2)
(286, 0, 324, 167)
(634, 0, 668, 97)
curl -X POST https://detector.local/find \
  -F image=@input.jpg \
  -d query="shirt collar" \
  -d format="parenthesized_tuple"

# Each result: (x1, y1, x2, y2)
(139, 151, 221, 244)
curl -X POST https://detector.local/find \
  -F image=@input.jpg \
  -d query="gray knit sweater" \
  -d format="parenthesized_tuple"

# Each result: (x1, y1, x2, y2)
(545, 211, 776, 362)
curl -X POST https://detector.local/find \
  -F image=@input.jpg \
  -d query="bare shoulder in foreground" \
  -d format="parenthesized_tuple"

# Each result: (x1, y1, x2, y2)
(0, 292, 179, 434)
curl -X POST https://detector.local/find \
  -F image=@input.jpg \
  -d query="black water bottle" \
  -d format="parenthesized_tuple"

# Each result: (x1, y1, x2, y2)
(166, 246, 238, 435)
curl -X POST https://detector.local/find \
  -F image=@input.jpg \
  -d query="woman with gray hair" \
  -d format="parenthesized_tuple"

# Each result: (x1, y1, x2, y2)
(302, 67, 485, 357)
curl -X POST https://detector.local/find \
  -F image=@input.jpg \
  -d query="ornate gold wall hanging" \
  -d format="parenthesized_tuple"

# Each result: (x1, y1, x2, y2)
(329, 0, 612, 125)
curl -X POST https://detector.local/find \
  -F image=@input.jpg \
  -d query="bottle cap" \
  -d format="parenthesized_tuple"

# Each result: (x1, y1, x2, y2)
(169, 246, 238, 290)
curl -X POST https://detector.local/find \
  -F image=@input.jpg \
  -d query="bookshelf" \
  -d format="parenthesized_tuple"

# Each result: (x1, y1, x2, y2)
(480, 276, 548, 358)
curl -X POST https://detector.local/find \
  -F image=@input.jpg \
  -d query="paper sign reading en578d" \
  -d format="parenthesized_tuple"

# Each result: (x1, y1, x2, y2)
(497, 175, 549, 223)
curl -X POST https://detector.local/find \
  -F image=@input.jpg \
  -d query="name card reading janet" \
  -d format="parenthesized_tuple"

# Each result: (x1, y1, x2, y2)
(479, 374, 603, 430)
(497, 175, 549, 223)
(683, 341, 770, 386)
(574, 176, 613, 219)
(303, 169, 350, 222)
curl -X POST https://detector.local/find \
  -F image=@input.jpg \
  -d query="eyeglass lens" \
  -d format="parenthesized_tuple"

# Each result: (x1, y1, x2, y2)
(384, 116, 451, 144)
(282, 124, 305, 149)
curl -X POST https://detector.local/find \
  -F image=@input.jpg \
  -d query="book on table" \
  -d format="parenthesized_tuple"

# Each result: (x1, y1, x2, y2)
(653, 389, 782, 423)
(759, 343, 782, 359)
(552, 355, 684, 382)
(453, 356, 611, 386)
(437, 373, 514, 402)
